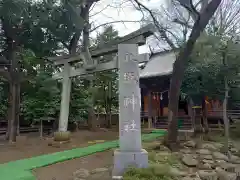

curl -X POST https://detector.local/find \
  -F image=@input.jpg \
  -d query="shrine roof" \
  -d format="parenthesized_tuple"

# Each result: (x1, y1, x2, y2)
(140, 50, 177, 79)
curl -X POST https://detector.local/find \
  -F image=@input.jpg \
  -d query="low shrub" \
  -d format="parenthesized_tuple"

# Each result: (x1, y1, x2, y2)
(123, 164, 174, 180)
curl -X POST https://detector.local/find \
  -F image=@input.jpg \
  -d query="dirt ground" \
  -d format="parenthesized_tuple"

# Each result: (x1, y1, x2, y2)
(0, 130, 118, 164)
(33, 150, 113, 180)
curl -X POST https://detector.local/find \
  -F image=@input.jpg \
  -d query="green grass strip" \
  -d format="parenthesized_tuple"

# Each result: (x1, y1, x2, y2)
(0, 130, 166, 180)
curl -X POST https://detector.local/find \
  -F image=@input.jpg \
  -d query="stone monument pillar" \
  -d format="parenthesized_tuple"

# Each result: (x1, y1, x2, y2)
(54, 62, 72, 141)
(112, 44, 148, 176)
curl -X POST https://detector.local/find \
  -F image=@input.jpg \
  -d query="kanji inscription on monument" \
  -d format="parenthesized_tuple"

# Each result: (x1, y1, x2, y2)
(119, 45, 141, 152)
(113, 44, 149, 176)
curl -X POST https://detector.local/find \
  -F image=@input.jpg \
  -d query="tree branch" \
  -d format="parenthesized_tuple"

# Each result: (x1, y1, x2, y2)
(132, 0, 176, 49)
(177, 0, 200, 21)
(172, 18, 193, 29)
(89, 20, 141, 32)
(68, 1, 96, 54)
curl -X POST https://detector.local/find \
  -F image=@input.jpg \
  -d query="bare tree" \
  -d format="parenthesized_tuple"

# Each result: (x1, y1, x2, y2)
(132, 0, 222, 150)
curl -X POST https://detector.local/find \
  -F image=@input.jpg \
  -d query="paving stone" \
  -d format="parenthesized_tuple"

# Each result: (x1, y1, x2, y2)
(182, 155, 198, 167)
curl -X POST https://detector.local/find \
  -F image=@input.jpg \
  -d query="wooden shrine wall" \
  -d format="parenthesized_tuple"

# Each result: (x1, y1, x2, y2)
(143, 91, 189, 117)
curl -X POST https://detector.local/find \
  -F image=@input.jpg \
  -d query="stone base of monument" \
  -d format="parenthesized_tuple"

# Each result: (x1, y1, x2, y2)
(53, 131, 71, 142)
(112, 149, 148, 177)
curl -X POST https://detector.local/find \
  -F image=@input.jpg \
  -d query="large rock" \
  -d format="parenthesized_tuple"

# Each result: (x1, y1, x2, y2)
(197, 170, 217, 180)
(197, 149, 211, 155)
(182, 155, 198, 167)
(213, 152, 229, 161)
(73, 168, 90, 179)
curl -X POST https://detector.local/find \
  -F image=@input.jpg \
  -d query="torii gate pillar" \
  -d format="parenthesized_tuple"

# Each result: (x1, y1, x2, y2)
(54, 63, 72, 141)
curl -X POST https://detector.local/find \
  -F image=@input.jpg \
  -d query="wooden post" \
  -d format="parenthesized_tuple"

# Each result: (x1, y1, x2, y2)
(188, 98, 194, 129)
(147, 91, 152, 129)
(40, 119, 43, 138)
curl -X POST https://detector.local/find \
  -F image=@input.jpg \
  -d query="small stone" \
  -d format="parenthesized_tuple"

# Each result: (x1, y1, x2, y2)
(213, 152, 229, 161)
(212, 142, 224, 149)
(216, 167, 237, 180)
(197, 170, 217, 180)
(230, 154, 239, 160)
(200, 155, 213, 160)
(202, 159, 215, 164)
(169, 167, 188, 176)
(184, 140, 196, 148)
(228, 155, 240, 165)
(197, 149, 211, 155)
(235, 167, 240, 176)
(160, 145, 170, 151)
(156, 151, 170, 156)
(180, 148, 193, 154)
(217, 162, 237, 173)
(182, 155, 198, 167)
(203, 163, 212, 169)
(201, 143, 218, 151)
(216, 160, 226, 163)
(230, 147, 238, 154)
(173, 152, 183, 160)
(112, 176, 123, 180)
(91, 168, 109, 174)
(198, 163, 212, 170)
(73, 168, 90, 179)
(182, 174, 201, 180)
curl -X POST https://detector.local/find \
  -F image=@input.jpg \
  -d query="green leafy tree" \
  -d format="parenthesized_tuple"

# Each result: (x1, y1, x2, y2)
(182, 33, 240, 152)
(93, 25, 119, 128)
(182, 35, 240, 101)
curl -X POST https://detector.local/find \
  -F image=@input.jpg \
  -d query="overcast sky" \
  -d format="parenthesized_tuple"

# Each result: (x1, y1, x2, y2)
(89, 0, 167, 53)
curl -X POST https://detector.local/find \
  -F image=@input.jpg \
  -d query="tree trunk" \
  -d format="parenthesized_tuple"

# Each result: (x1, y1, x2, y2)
(87, 78, 98, 131)
(6, 91, 11, 140)
(109, 110, 112, 129)
(82, 3, 98, 131)
(16, 83, 20, 136)
(223, 78, 229, 154)
(166, 59, 183, 149)
(6, 42, 19, 143)
(166, 0, 222, 150)
(222, 50, 229, 155)
(87, 104, 98, 131)
(9, 83, 17, 143)
(40, 119, 43, 138)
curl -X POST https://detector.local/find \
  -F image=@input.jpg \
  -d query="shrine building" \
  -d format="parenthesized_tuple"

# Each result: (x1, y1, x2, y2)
(139, 50, 224, 130)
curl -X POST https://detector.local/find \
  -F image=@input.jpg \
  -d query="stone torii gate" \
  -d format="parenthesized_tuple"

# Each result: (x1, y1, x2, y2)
(48, 24, 154, 176)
